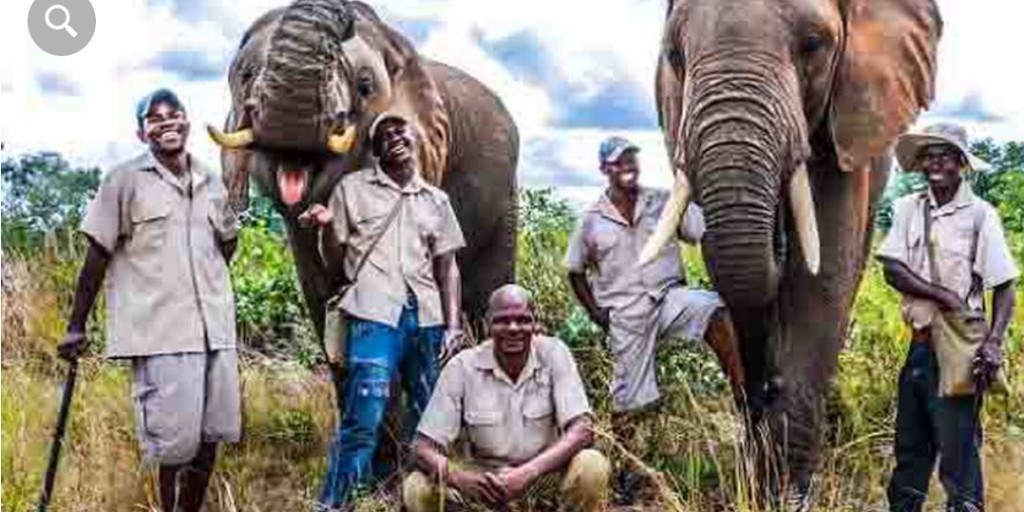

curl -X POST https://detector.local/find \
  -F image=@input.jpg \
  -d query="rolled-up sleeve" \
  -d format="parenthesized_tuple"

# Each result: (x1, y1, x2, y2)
(974, 205, 1020, 289)
(565, 220, 591, 272)
(80, 169, 130, 253)
(326, 183, 350, 246)
(877, 197, 915, 264)
(416, 358, 465, 448)
(432, 193, 466, 256)
(550, 340, 592, 429)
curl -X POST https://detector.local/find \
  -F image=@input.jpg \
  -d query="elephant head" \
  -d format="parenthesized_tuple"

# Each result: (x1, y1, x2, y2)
(210, 0, 450, 216)
(642, 0, 941, 491)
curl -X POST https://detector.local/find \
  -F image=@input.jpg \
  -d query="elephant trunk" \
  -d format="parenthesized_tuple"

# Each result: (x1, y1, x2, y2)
(258, 0, 354, 151)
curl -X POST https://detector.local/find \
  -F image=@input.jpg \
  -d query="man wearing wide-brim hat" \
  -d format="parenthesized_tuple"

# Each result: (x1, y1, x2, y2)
(878, 123, 1018, 511)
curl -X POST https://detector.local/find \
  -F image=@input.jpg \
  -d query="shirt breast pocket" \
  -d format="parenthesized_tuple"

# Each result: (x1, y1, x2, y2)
(129, 196, 173, 254)
(464, 408, 505, 458)
(591, 227, 622, 263)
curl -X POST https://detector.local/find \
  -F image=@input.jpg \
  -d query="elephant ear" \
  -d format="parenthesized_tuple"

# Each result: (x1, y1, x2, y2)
(830, 0, 942, 172)
(352, 3, 451, 185)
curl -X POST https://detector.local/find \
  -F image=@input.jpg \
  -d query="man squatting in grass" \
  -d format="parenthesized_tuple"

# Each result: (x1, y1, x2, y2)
(565, 136, 745, 502)
(298, 112, 467, 509)
(404, 284, 611, 512)
(58, 88, 242, 512)
(878, 123, 1018, 512)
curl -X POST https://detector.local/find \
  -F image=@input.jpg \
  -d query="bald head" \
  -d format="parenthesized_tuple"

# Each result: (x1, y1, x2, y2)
(488, 284, 532, 315)
(487, 284, 536, 356)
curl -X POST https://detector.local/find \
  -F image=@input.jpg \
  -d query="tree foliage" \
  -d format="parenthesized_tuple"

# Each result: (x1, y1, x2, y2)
(2, 152, 101, 251)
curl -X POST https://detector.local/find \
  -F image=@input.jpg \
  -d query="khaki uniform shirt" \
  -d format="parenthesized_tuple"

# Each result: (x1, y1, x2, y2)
(416, 336, 592, 469)
(877, 181, 1019, 329)
(80, 152, 239, 358)
(565, 187, 705, 311)
(326, 166, 465, 328)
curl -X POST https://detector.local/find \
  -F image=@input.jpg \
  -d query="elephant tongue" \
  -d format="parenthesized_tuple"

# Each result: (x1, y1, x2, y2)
(278, 168, 306, 207)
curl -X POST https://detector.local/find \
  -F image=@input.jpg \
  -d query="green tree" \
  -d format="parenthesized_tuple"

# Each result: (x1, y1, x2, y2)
(2, 152, 101, 251)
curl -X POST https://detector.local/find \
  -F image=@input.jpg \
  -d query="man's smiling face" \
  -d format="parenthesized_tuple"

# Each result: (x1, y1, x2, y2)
(918, 144, 963, 191)
(139, 101, 190, 155)
(377, 119, 417, 167)
(603, 149, 640, 193)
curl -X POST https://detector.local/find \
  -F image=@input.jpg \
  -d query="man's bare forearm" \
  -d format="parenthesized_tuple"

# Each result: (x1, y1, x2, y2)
(879, 257, 958, 306)
(434, 253, 462, 329)
(412, 435, 451, 481)
(568, 272, 603, 322)
(67, 240, 111, 332)
(516, 415, 595, 482)
(219, 238, 237, 264)
(319, 226, 347, 286)
(988, 280, 1016, 346)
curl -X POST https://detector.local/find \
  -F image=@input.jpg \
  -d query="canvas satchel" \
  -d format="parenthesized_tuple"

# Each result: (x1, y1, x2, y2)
(323, 194, 406, 366)
(922, 195, 1008, 396)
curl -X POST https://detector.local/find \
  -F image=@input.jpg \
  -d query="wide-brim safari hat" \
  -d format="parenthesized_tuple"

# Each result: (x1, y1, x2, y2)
(894, 122, 990, 173)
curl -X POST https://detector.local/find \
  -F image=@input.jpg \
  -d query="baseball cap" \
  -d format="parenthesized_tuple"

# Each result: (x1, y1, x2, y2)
(136, 88, 185, 130)
(599, 136, 639, 164)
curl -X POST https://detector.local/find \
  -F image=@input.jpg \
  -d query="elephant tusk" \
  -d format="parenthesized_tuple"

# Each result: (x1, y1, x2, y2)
(207, 125, 254, 149)
(789, 164, 820, 276)
(638, 172, 690, 267)
(326, 126, 357, 154)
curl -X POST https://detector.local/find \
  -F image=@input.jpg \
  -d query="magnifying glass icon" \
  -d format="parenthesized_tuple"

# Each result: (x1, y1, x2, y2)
(45, 4, 77, 37)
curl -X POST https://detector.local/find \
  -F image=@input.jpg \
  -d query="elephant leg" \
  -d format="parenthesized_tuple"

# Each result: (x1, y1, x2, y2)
(285, 221, 332, 341)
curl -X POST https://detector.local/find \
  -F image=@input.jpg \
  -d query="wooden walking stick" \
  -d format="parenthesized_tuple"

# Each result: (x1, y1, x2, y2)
(36, 358, 79, 512)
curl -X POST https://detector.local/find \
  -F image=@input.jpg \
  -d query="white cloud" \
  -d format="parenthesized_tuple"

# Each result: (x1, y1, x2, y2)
(1, 0, 1020, 202)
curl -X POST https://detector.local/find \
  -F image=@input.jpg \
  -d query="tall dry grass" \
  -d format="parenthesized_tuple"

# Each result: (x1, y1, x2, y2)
(3, 214, 1022, 511)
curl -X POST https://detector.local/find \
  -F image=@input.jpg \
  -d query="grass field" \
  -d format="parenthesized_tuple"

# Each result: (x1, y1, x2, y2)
(2, 196, 1022, 511)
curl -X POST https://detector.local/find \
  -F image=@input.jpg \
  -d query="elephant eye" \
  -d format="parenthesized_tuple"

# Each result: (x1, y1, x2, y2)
(800, 32, 827, 55)
(356, 72, 375, 97)
(667, 47, 686, 70)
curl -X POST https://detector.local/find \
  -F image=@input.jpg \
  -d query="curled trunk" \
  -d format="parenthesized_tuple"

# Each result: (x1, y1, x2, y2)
(259, 0, 353, 149)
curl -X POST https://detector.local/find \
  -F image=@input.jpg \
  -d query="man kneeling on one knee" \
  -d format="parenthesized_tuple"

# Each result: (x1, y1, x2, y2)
(404, 284, 610, 511)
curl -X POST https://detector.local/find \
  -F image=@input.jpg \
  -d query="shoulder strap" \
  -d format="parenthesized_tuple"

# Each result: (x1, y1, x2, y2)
(922, 193, 942, 286)
(349, 194, 406, 283)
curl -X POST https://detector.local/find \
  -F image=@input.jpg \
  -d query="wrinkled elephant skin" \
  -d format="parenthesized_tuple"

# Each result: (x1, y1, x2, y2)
(215, 0, 519, 339)
(649, 0, 942, 499)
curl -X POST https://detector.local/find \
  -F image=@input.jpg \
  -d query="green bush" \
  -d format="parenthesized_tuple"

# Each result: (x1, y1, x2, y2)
(231, 217, 319, 365)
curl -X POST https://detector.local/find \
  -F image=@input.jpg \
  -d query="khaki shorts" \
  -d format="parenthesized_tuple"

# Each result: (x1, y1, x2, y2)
(131, 349, 241, 465)
(609, 286, 722, 412)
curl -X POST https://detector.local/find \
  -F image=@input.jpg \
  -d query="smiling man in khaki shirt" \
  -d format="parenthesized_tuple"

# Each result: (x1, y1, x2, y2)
(404, 285, 610, 512)
(57, 88, 240, 512)
(300, 112, 467, 509)
(878, 123, 1018, 512)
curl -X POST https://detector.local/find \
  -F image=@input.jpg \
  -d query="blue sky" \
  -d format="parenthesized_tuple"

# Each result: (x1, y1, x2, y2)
(2, 0, 1022, 207)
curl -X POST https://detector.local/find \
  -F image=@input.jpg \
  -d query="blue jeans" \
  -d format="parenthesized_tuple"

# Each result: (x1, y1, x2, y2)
(318, 297, 444, 508)
(887, 342, 984, 512)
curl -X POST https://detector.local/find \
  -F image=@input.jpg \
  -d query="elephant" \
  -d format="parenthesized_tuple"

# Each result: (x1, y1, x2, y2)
(641, 0, 942, 499)
(209, 0, 519, 340)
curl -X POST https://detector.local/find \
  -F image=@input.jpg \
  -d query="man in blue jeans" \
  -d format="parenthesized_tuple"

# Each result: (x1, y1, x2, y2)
(878, 123, 1018, 511)
(300, 112, 467, 509)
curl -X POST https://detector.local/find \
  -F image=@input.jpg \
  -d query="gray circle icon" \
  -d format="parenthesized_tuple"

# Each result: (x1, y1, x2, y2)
(28, 0, 96, 56)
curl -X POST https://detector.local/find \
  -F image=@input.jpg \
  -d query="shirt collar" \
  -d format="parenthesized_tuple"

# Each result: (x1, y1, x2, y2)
(596, 187, 652, 226)
(368, 163, 427, 194)
(473, 338, 541, 388)
(926, 180, 975, 215)
(143, 151, 207, 194)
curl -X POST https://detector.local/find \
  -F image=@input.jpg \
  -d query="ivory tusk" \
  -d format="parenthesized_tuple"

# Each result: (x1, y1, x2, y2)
(207, 125, 254, 149)
(789, 164, 820, 275)
(638, 173, 690, 267)
(326, 125, 357, 154)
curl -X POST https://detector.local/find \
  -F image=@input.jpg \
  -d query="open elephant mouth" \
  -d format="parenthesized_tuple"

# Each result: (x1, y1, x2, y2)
(277, 166, 309, 208)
